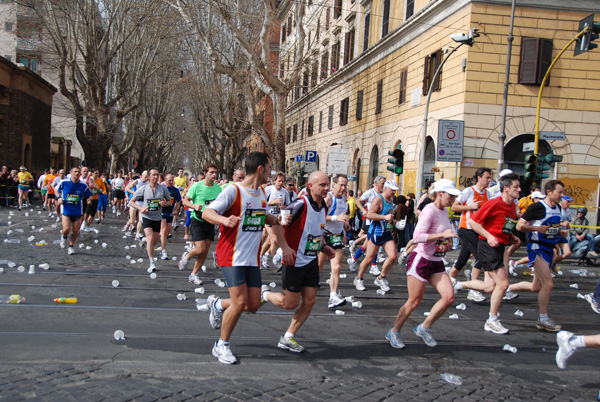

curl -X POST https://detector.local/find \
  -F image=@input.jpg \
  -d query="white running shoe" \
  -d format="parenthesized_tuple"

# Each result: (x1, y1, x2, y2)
(353, 277, 366, 291)
(397, 253, 408, 266)
(374, 276, 390, 292)
(484, 319, 509, 335)
(261, 254, 270, 269)
(67, 247, 75, 255)
(112, 206, 116, 214)
(212, 342, 237, 364)
(347, 257, 357, 272)
(508, 260, 518, 276)
(148, 261, 157, 272)
(160, 250, 168, 260)
(503, 291, 519, 301)
(188, 273, 202, 286)
(277, 336, 305, 353)
(328, 294, 347, 309)
(178, 252, 189, 270)
(467, 290, 486, 303)
(369, 265, 380, 276)
(207, 295, 222, 329)
(60, 237, 66, 249)
(555, 330, 575, 369)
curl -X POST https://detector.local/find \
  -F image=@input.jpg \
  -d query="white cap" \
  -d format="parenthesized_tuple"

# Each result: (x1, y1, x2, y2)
(531, 191, 545, 199)
(384, 179, 399, 191)
(433, 179, 461, 196)
(499, 169, 513, 178)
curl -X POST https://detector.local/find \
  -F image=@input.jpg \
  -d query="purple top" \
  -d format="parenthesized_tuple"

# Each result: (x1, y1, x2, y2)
(413, 202, 452, 261)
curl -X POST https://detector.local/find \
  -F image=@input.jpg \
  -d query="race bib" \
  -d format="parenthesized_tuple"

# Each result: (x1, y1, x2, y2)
(385, 221, 394, 231)
(546, 224, 560, 240)
(270, 204, 281, 215)
(147, 199, 160, 211)
(325, 231, 344, 248)
(20, 180, 27, 184)
(242, 209, 266, 232)
(305, 234, 321, 257)
(502, 217, 517, 234)
(115, 186, 123, 190)
(66, 194, 80, 204)
(434, 239, 450, 257)
(91, 189, 98, 195)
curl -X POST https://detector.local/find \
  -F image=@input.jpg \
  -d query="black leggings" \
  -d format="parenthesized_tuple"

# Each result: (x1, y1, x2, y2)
(454, 227, 482, 270)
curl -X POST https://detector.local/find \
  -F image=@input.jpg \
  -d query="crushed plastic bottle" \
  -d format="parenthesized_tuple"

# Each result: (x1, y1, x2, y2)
(440, 373, 462, 385)
(39, 263, 50, 270)
(502, 344, 518, 353)
(94, 239, 99, 244)
(137, 258, 143, 263)
(101, 243, 107, 248)
(194, 287, 205, 294)
(113, 330, 125, 340)
(54, 297, 77, 304)
(85, 246, 91, 250)
(0, 294, 26, 304)
(514, 310, 524, 316)
(4, 239, 20, 244)
(570, 283, 579, 289)
(125, 255, 131, 260)
(214, 278, 222, 286)
(456, 303, 466, 310)
(335, 310, 345, 315)
(27, 236, 35, 242)
(176, 293, 187, 301)
(78, 244, 85, 249)
(376, 289, 386, 295)
(577, 293, 586, 300)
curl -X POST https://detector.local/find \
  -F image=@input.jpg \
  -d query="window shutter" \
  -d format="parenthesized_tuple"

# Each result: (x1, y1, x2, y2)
(344, 32, 350, 65)
(356, 90, 363, 120)
(432, 50, 442, 92)
(382, 0, 390, 37)
(422, 54, 431, 95)
(538, 38, 553, 85)
(399, 68, 407, 104)
(328, 105, 334, 129)
(519, 37, 539, 84)
(375, 79, 383, 114)
(363, 13, 370, 52)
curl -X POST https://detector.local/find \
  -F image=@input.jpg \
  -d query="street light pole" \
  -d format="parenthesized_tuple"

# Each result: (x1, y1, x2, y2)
(498, 0, 516, 174)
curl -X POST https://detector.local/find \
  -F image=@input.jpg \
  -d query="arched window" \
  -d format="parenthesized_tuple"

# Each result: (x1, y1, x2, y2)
(369, 145, 379, 184)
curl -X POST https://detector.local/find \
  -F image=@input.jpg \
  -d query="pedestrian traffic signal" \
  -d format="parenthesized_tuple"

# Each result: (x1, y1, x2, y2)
(524, 153, 538, 181)
(574, 14, 600, 56)
(387, 145, 405, 175)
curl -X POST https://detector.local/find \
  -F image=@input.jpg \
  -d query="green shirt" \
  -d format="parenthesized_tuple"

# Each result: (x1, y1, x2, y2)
(187, 180, 222, 222)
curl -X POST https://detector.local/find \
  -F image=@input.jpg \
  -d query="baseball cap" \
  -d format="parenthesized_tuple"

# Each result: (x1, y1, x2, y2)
(499, 169, 513, 178)
(433, 179, 461, 196)
(531, 191, 545, 200)
(562, 195, 573, 202)
(384, 179, 399, 191)
(19, 166, 26, 170)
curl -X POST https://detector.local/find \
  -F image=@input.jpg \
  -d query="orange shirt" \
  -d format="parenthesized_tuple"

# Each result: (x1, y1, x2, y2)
(44, 174, 57, 194)
(87, 177, 106, 200)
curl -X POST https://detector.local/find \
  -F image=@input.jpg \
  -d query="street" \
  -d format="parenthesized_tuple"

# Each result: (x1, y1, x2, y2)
(0, 204, 598, 401)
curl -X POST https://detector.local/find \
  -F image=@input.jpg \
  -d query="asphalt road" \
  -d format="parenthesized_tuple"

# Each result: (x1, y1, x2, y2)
(0, 203, 599, 401)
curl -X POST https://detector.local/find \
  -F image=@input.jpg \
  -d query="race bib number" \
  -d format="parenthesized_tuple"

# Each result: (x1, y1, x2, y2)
(91, 189, 98, 195)
(147, 199, 160, 211)
(20, 180, 27, 184)
(502, 217, 517, 234)
(385, 221, 394, 231)
(305, 234, 322, 257)
(115, 186, 123, 190)
(66, 194, 80, 204)
(242, 209, 266, 232)
(325, 231, 344, 248)
(270, 204, 281, 215)
(434, 239, 450, 257)
(546, 224, 560, 240)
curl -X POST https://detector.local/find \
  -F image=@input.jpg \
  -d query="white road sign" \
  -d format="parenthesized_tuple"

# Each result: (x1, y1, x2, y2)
(437, 120, 464, 162)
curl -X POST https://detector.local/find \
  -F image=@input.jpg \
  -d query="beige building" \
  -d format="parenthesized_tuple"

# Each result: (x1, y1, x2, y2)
(281, 0, 600, 217)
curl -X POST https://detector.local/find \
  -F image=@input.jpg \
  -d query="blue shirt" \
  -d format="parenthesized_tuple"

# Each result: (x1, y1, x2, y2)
(56, 179, 93, 216)
(162, 186, 182, 215)
(368, 194, 395, 236)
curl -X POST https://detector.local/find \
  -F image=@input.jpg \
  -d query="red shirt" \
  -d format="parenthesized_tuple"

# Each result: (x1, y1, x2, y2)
(470, 196, 517, 246)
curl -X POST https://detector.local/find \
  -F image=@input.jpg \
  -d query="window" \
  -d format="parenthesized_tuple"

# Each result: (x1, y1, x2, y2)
(518, 37, 553, 85)
(363, 13, 370, 52)
(19, 57, 39, 73)
(286, 127, 291, 144)
(280, 63, 284, 78)
(293, 124, 298, 142)
(319, 111, 323, 133)
(295, 85, 301, 100)
(406, 0, 415, 19)
(334, 0, 342, 20)
(320, 50, 329, 80)
(328, 105, 334, 129)
(375, 79, 383, 114)
(302, 69, 309, 94)
(308, 115, 314, 137)
(326, 7, 330, 30)
(281, 24, 286, 43)
(316, 16, 320, 40)
(331, 41, 340, 74)
(301, 120, 305, 139)
(287, 16, 292, 36)
(311, 60, 319, 88)
(340, 97, 349, 126)
(422, 49, 442, 95)
(344, 28, 355, 65)
(382, 0, 391, 37)
(356, 90, 364, 120)
(399, 68, 408, 104)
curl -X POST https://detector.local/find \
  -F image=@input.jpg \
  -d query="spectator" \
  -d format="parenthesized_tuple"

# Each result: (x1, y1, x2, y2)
(569, 207, 594, 257)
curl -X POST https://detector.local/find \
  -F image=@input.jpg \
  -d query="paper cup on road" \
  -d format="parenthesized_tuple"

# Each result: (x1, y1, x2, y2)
(280, 209, 290, 225)
(113, 330, 125, 340)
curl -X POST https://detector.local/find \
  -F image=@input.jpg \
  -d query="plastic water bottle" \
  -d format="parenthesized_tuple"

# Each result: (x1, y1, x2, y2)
(570, 283, 579, 289)
(335, 310, 345, 315)
(0, 295, 26, 304)
(54, 297, 77, 304)
(4, 239, 20, 244)
(502, 344, 518, 353)
(440, 373, 462, 385)
(27, 235, 35, 242)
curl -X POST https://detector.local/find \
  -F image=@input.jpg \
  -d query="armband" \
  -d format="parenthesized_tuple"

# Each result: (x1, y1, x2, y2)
(331, 215, 338, 222)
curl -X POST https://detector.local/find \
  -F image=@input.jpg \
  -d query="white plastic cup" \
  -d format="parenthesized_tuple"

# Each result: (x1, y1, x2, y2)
(113, 330, 125, 340)
(352, 301, 362, 309)
(514, 310, 524, 316)
(176, 293, 186, 301)
(39, 263, 50, 270)
(194, 287, 205, 294)
(456, 303, 466, 310)
(376, 289, 386, 295)
(280, 209, 291, 225)
(28, 265, 35, 274)
(214, 278, 222, 285)
(150, 273, 157, 279)
(17, 266, 25, 272)
(345, 296, 355, 303)
(449, 313, 459, 319)
(502, 344, 517, 353)
(335, 310, 345, 315)
(570, 283, 579, 289)
(196, 304, 209, 311)
(269, 282, 276, 288)
(201, 265, 207, 272)
(112, 280, 120, 288)
(339, 274, 347, 279)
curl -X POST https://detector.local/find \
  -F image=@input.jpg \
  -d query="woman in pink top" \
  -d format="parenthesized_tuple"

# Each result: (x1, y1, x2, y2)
(385, 179, 459, 349)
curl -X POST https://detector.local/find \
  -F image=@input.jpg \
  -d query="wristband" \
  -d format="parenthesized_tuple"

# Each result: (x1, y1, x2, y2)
(331, 215, 337, 222)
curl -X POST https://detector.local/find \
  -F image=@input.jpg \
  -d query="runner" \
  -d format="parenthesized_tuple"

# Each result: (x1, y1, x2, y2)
(42, 167, 58, 217)
(385, 179, 458, 349)
(452, 173, 520, 334)
(112, 171, 126, 216)
(556, 331, 600, 369)
(97, 172, 111, 223)
(123, 171, 149, 238)
(221, 169, 245, 188)
(159, 174, 182, 260)
(129, 168, 172, 272)
(261, 171, 335, 353)
(508, 179, 567, 332)
(182, 176, 196, 240)
(317, 174, 350, 308)
(81, 169, 105, 232)
(260, 172, 291, 269)
(16, 166, 34, 210)
(50, 169, 66, 221)
(448, 167, 492, 304)
(179, 163, 222, 285)
(354, 180, 398, 292)
(55, 167, 93, 255)
(200, 152, 278, 364)
(38, 168, 48, 210)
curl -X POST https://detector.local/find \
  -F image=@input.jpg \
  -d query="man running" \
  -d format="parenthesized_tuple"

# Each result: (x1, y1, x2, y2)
(452, 173, 521, 334)
(261, 171, 335, 353)
(159, 174, 182, 260)
(201, 152, 277, 364)
(260, 172, 291, 269)
(16, 166, 34, 210)
(317, 174, 350, 308)
(354, 180, 398, 292)
(179, 163, 222, 285)
(124, 171, 149, 237)
(50, 169, 66, 222)
(508, 180, 567, 332)
(129, 169, 172, 272)
(55, 167, 93, 255)
(81, 169, 105, 232)
(112, 171, 126, 216)
(43, 167, 58, 217)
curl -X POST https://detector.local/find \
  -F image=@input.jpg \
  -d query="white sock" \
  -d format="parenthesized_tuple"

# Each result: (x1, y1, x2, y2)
(216, 298, 224, 312)
(330, 292, 337, 299)
(569, 335, 586, 349)
(489, 313, 499, 322)
(262, 290, 270, 303)
(455, 282, 463, 290)
(540, 313, 549, 320)
(284, 332, 294, 339)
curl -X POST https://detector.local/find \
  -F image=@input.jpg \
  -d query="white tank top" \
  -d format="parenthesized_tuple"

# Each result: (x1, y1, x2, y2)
(285, 195, 326, 267)
(324, 191, 347, 234)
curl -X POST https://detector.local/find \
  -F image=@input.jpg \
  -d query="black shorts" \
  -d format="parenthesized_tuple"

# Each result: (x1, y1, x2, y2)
(281, 258, 320, 292)
(190, 217, 215, 242)
(142, 218, 161, 233)
(161, 214, 174, 223)
(47, 193, 55, 199)
(362, 224, 370, 234)
(85, 200, 98, 217)
(477, 240, 506, 272)
(114, 190, 125, 200)
(222, 266, 262, 288)
(324, 231, 344, 249)
(63, 214, 82, 223)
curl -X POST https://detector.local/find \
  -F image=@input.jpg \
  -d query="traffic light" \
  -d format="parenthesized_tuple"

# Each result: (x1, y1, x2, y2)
(524, 153, 538, 181)
(574, 14, 600, 56)
(387, 145, 405, 175)
(536, 154, 563, 181)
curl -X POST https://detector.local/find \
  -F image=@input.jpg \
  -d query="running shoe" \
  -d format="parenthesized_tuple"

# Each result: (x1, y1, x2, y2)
(116, 211, 121, 216)
(385, 329, 405, 349)
(397, 252, 408, 266)
(374, 276, 390, 292)
(112, 206, 116, 214)
(67, 246, 74, 255)
(172, 222, 179, 231)
(43, 206, 46, 211)
(353, 277, 365, 291)
(508, 260, 518, 276)
(413, 324, 437, 347)
(212, 342, 237, 365)
(587, 250, 599, 258)
(148, 261, 157, 272)
(277, 336, 305, 353)
(207, 295, 222, 329)
(328, 294, 347, 309)
(160, 250, 168, 260)
(188, 273, 202, 286)
(449, 276, 459, 294)
(348, 241, 356, 256)
(139, 236, 145, 248)
(121, 223, 130, 232)
(555, 330, 575, 369)
(261, 284, 271, 305)
(347, 257, 357, 272)
(463, 269, 472, 281)
(183, 234, 189, 240)
(467, 290, 486, 303)
(377, 253, 387, 264)
(441, 257, 450, 266)
(261, 254, 270, 269)
(178, 252, 189, 270)
(369, 265, 380, 276)
(56, 217, 60, 222)
(60, 237, 66, 249)
(584, 293, 600, 314)
(536, 317, 561, 332)
(484, 319, 509, 334)
(48, 213, 53, 218)
(503, 291, 519, 301)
